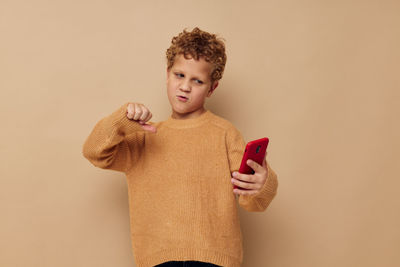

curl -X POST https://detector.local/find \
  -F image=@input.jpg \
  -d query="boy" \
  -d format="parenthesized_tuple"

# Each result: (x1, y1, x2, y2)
(82, 27, 278, 267)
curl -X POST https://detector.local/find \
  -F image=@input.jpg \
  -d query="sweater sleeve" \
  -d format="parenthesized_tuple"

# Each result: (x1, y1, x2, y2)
(226, 125, 278, 212)
(82, 103, 149, 173)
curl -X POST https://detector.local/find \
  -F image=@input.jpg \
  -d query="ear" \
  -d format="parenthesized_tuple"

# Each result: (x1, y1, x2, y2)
(207, 81, 219, 97)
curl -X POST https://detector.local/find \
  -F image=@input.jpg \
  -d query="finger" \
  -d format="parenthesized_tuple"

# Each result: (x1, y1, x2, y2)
(147, 112, 153, 122)
(140, 109, 152, 123)
(126, 103, 135, 119)
(133, 103, 142, 120)
(232, 171, 254, 183)
(246, 159, 263, 173)
(139, 105, 150, 121)
(233, 188, 258, 196)
(231, 178, 255, 190)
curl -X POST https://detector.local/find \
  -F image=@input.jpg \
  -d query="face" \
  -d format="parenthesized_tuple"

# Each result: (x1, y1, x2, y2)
(166, 54, 219, 120)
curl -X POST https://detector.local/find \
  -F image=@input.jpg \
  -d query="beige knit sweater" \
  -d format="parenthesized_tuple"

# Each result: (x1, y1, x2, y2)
(82, 103, 278, 267)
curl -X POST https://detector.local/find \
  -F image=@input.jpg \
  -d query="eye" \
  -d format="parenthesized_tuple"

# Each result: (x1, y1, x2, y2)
(195, 79, 204, 84)
(175, 72, 184, 78)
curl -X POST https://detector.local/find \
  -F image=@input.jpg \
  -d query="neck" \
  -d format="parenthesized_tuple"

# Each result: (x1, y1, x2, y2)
(165, 109, 212, 129)
(171, 107, 206, 120)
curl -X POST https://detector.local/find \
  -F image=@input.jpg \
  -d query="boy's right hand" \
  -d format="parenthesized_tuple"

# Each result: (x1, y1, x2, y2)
(126, 103, 157, 133)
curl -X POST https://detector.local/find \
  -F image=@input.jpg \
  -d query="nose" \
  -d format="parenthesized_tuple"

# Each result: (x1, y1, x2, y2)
(179, 79, 191, 92)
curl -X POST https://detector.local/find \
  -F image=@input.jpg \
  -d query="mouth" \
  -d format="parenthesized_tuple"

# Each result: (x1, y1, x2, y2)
(177, 95, 189, 102)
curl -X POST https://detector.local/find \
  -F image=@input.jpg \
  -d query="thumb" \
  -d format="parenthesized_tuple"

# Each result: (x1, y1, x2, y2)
(141, 123, 157, 133)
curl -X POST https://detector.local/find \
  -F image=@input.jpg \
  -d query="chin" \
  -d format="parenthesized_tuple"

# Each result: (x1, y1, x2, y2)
(173, 108, 189, 115)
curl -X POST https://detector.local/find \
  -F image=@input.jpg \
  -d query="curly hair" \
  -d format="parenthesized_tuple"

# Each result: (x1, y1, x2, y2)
(166, 27, 227, 82)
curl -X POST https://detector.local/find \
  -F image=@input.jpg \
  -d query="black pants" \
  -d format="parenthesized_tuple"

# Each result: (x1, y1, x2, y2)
(154, 261, 221, 267)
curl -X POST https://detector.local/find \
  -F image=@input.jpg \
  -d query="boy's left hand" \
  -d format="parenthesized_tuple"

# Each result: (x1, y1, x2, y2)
(231, 157, 268, 196)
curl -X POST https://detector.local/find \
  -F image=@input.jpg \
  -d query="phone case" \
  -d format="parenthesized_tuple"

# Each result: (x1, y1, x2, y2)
(234, 137, 269, 190)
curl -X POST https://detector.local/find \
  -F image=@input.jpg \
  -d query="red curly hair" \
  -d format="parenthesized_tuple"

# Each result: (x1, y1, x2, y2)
(166, 27, 227, 82)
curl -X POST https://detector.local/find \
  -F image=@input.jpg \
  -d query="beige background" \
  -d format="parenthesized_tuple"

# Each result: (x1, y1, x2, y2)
(1, 0, 399, 266)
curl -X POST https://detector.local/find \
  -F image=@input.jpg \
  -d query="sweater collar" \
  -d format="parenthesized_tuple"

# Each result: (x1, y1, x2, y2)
(164, 110, 212, 129)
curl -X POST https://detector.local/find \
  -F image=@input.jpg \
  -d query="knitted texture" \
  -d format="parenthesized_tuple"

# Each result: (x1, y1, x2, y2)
(82, 103, 278, 267)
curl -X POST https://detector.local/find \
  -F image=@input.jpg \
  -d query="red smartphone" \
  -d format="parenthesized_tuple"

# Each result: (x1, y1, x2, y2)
(234, 137, 269, 190)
